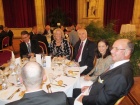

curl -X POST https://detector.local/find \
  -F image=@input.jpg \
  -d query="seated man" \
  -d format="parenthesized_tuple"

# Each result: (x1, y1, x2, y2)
(71, 39, 134, 105)
(6, 62, 69, 105)
(20, 31, 40, 58)
(73, 28, 96, 75)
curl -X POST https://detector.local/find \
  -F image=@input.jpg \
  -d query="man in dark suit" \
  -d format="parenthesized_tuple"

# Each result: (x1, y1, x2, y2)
(20, 31, 40, 58)
(0, 25, 7, 50)
(6, 62, 69, 105)
(73, 28, 96, 75)
(29, 26, 38, 40)
(42, 25, 54, 41)
(4, 26, 14, 46)
(75, 39, 134, 105)
(32, 33, 49, 54)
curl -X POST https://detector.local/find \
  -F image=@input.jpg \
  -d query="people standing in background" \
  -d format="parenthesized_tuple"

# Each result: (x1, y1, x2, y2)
(69, 24, 82, 47)
(0, 25, 7, 50)
(84, 39, 113, 81)
(4, 26, 14, 46)
(29, 26, 38, 40)
(73, 28, 96, 75)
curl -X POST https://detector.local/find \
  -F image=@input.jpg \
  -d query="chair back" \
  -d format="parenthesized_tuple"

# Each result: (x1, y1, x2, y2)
(38, 41, 48, 55)
(2, 36, 10, 49)
(0, 49, 12, 66)
(39, 45, 44, 54)
(19, 39, 23, 43)
(114, 96, 125, 105)
(70, 44, 73, 60)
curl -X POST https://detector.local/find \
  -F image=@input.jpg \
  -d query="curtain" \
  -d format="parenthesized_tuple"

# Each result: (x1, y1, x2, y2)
(104, 0, 134, 33)
(2, 0, 36, 28)
(45, 0, 77, 26)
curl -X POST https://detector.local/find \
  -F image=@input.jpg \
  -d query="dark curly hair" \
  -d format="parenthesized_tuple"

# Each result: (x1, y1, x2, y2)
(95, 39, 111, 59)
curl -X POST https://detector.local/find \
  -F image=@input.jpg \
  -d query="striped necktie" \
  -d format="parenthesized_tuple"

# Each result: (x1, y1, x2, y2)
(27, 43, 31, 53)
(75, 42, 83, 62)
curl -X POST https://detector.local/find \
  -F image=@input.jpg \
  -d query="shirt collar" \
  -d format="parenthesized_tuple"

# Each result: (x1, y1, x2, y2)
(110, 59, 130, 70)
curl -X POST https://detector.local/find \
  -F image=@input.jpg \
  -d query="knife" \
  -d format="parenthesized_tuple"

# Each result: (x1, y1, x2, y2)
(7, 88, 20, 100)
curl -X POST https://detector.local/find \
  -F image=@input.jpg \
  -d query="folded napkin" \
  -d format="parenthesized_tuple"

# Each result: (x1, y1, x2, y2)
(45, 56, 51, 67)
(36, 54, 42, 66)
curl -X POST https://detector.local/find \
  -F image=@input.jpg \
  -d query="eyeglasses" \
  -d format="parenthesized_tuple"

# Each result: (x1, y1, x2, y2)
(111, 47, 126, 51)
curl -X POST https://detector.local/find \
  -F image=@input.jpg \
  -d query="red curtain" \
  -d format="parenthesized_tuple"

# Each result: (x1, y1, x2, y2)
(104, 0, 134, 33)
(2, 0, 36, 28)
(45, 0, 77, 26)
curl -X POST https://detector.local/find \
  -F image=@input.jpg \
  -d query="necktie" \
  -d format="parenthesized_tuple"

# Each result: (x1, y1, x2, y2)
(27, 43, 31, 53)
(75, 42, 83, 62)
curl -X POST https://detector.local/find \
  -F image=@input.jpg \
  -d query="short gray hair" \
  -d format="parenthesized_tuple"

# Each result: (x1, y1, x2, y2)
(127, 41, 134, 54)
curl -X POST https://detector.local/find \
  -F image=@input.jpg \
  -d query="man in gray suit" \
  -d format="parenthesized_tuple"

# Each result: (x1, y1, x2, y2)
(6, 62, 69, 105)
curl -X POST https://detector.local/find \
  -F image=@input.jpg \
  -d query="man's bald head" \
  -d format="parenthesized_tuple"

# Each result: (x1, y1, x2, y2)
(111, 39, 134, 62)
(21, 62, 44, 89)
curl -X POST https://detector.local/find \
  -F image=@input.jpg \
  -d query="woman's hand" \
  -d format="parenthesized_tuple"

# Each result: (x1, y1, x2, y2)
(84, 75, 91, 81)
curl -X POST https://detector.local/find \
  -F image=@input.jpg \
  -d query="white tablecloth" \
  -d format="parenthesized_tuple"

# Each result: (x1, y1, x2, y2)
(0, 67, 81, 105)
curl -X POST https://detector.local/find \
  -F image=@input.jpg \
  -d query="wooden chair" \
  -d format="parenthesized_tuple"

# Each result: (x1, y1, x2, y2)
(38, 41, 48, 55)
(93, 56, 97, 67)
(0, 49, 12, 66)
(39, 45, 44, 54)
(19, 39, 23, 43)
(115, 96, 125, 105)
(2, 36, 10, 49)
(70, 44, 73, 60)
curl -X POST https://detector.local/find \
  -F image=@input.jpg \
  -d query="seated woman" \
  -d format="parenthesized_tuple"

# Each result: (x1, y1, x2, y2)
(50, 28, 71, 59)
(84, 39, 113, 81)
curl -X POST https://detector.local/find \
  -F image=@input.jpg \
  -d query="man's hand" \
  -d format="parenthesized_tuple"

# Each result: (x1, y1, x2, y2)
(77, 95, 84, 102)
(28, 53, 35, 57)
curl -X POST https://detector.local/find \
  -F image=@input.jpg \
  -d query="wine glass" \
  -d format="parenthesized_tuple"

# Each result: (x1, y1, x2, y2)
(2, 76, 8, 90)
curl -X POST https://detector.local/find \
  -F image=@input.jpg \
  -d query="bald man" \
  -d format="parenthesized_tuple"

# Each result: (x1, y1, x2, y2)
(7, 62, 69, 105)
(75, 39, 134, 105)
(73, 29, 96, 75)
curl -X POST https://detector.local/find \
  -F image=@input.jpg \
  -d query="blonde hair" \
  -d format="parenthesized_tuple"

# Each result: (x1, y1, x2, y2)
(53, 28, 65, 40)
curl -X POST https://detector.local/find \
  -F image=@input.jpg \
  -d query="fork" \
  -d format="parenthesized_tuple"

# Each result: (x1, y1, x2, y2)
(46, 84, 52, 93)
(7, 88, 20, 100)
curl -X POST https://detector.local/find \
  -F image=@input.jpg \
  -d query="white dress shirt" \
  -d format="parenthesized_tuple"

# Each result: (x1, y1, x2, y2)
(109, 59, 130, 70)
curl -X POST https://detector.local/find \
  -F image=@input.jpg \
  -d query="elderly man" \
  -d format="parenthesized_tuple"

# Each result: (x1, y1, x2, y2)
(73, 28, 96, 75)
(20, 31, 40, 58)
(6, 62, 69, 105)
(74, 39, 134, 105)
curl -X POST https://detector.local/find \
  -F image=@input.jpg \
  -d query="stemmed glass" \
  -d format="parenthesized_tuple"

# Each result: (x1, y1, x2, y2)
(9, 59, 16, 76)
(1, 76, 8, 90)
(15, 64, 22, 87)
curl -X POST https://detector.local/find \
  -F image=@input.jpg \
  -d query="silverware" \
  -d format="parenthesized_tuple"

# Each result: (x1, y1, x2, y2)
(7, 88, 20, 100)
(46, 84, 52, 93)
(50, 83, 65, 87)
(64, 73, 76, 78)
